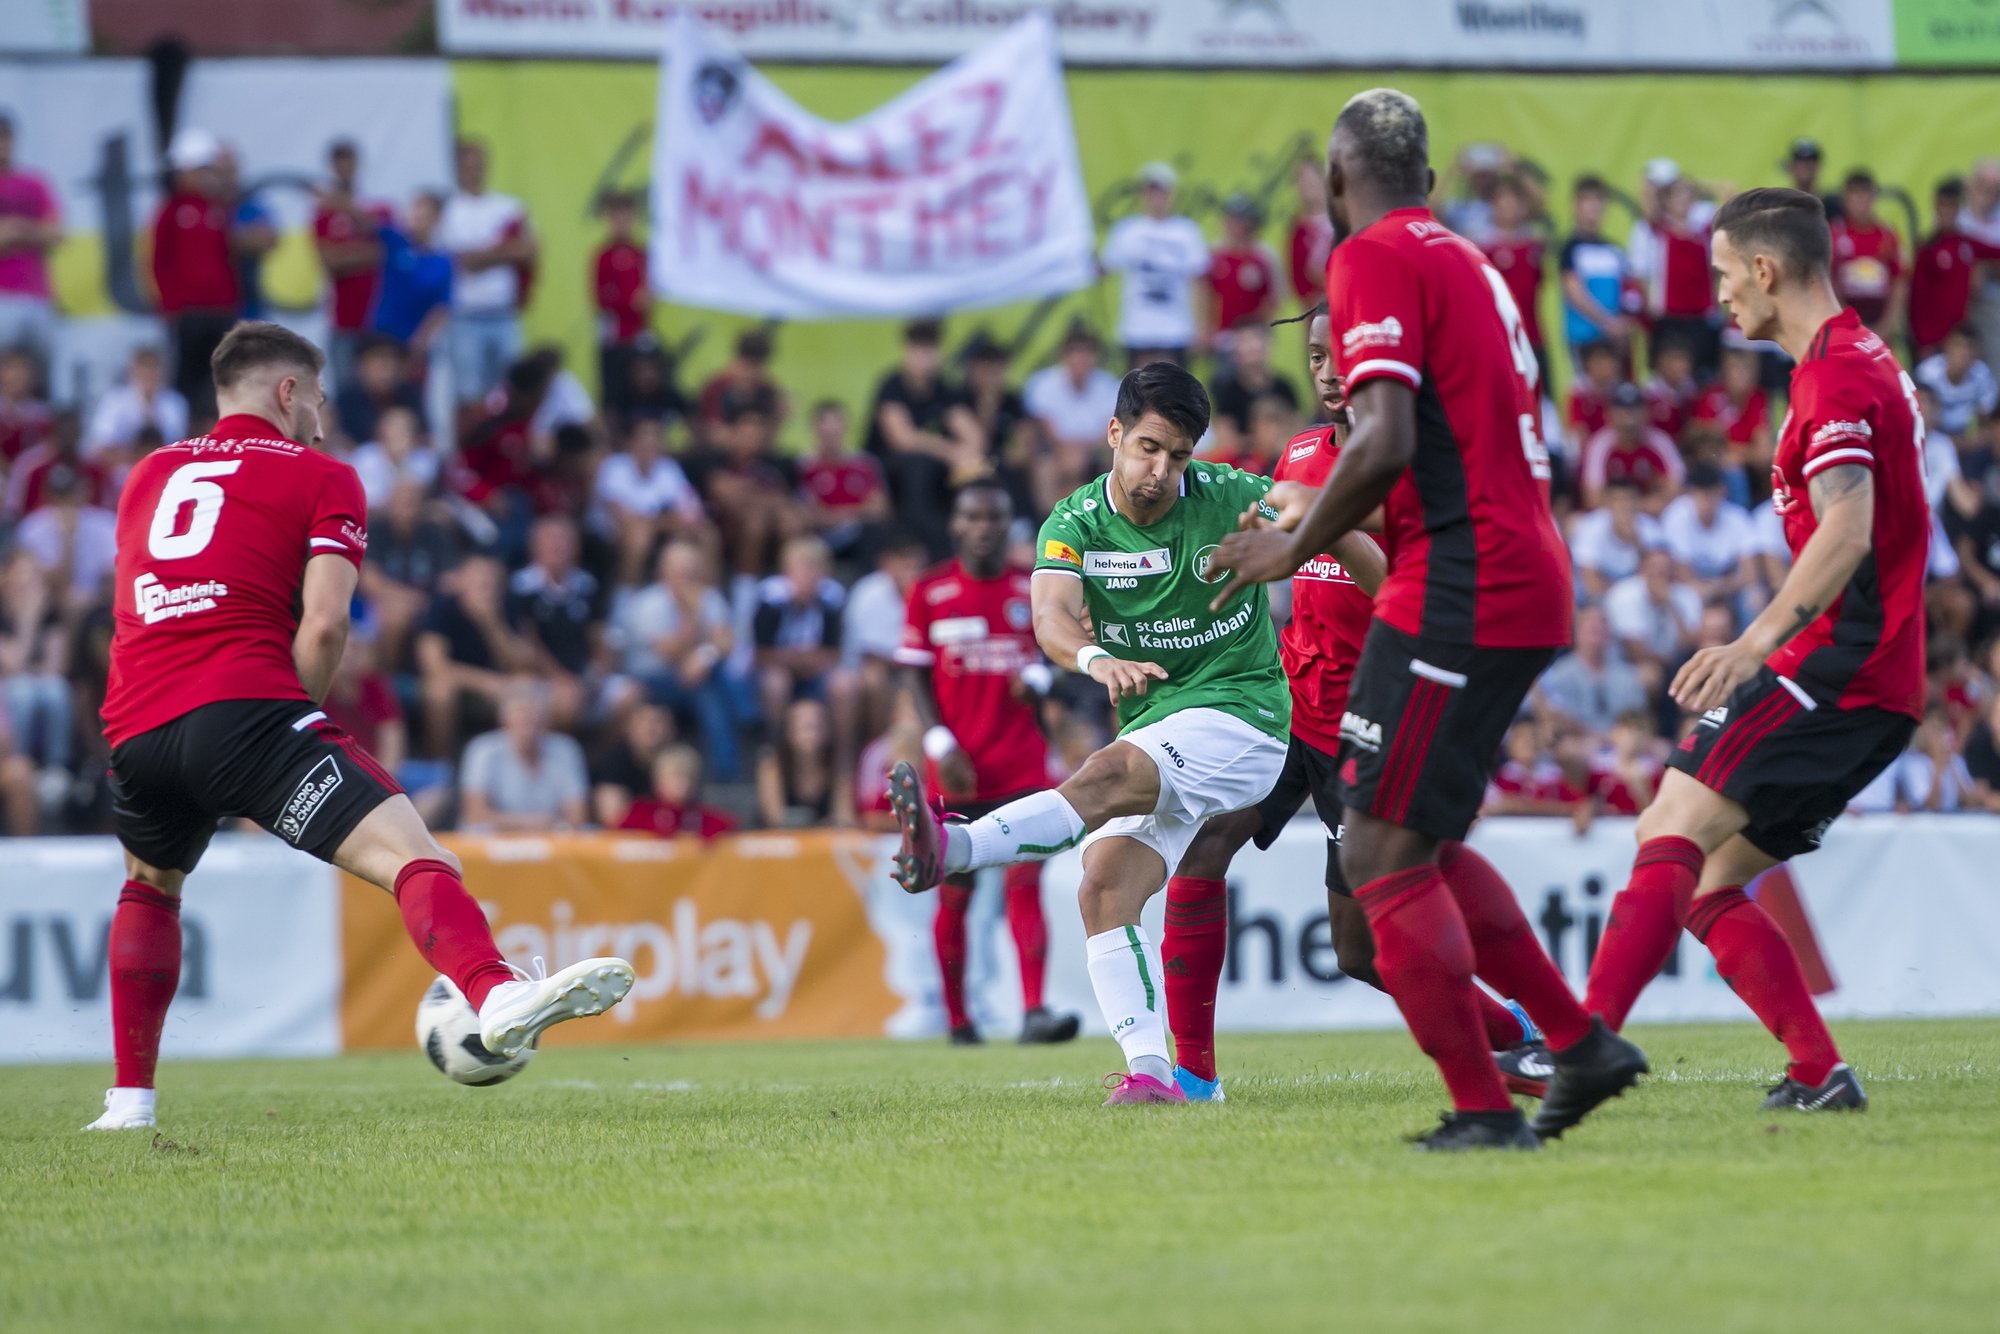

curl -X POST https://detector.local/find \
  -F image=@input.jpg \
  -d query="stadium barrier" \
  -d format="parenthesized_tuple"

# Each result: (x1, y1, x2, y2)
(5, 817, 1998, 1065)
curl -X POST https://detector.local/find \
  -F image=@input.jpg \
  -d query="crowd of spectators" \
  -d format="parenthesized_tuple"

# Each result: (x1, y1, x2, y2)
(5, 109, 2000, 839)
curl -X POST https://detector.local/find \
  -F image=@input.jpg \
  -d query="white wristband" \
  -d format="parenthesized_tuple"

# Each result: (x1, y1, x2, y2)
(1076, 645, 1111, 673)
(922, 726, 960, 761)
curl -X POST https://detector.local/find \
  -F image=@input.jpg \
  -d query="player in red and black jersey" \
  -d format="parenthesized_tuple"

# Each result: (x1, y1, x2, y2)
(1159, 310, 1543, 1103)
(1211, 89, 1638, 1150)
(897, 480, 1080, 1047)
(1563, 189, 1929, 1131)
(85, 323, 633, 1133)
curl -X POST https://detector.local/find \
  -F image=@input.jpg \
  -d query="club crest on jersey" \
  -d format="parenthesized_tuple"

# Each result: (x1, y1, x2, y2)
(1100, 623, 1129, 646)
(1043, 540, 1082, 567)
(1191, 544, 1228, 584)
(1006, 599, 1031, 630)
(277, 756, 343, 843)
(1084, 548, 1170, 578)
(1341, 316, 1403, 353)
(1339, 711, 1382, 753)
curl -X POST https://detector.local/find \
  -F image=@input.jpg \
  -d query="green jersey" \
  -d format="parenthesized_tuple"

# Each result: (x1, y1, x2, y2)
(1035, 466, 1291, 740)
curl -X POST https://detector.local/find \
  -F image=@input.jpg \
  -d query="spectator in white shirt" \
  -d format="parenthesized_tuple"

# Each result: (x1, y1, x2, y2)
(83, 345, 187, 459)
(1915, 324, 1998, 444)
(606, 538, 754, 782)
(458, 680, 589, 832)
(595, 415, 704, 586)
(1569, 480, 1663, 600)
(1024, 320, 1120, 511)
(349, 405, 440, 511)
(1099, 162, 1210, 368)
(1605, 547, 1702, 692)
(439, 138, 537, 404)
(1660, 463, 1756, 603)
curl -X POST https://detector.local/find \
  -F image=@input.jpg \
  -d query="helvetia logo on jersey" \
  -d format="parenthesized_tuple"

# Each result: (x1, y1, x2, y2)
(1084, 548, 1171, 578)
(133, 573, 228, 624)
(1339, 711, 1382, 753)
(277, 757, 343, 842)
(1341, 316, 1403, 353)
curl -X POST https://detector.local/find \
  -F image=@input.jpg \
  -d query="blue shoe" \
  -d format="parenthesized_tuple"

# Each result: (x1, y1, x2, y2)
(1172, 1066, 1225, 1103)
(1503, 999, 1540, 1046)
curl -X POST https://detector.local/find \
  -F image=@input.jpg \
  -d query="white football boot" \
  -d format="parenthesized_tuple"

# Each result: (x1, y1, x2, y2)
(477, 956, 636, 1059)
(83, 1087, 157, 1132)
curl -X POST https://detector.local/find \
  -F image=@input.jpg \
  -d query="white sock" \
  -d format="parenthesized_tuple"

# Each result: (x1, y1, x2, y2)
(1085, 926, 1171, 1078)
(944, 789, 1086, 873)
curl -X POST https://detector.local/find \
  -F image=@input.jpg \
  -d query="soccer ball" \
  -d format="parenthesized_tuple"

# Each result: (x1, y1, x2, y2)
(415, 975, 534, 1087)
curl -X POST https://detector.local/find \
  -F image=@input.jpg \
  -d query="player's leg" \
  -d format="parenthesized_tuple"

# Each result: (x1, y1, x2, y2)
(1078, 835, 1182, 1104)
(887, 739, 1160, 893)
(933, 871, 979, 1044)
(1163, 804, 1264, 1096)
(1435, 840, 1591, 1052)
(1005, 862, 1079, 1044)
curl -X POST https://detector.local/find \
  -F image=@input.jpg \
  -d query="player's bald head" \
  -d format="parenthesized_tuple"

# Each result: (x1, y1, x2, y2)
(1331, 88, 1430, 200)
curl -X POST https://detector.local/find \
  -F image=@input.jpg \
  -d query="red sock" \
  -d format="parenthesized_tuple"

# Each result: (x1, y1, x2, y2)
(393, 859, 512, 1010)
(1162, 875, 1228, 1082)
(934, 881, 973, 1030)
(110, 882, 182, 1089)
(1003, 863, 1048, 1012)
(1688, 887, 1842, 1087)
(1355, 865, 1512, 1113)
(1439, 842, 1590, 1050)
(1583, 836, 1706, 1031)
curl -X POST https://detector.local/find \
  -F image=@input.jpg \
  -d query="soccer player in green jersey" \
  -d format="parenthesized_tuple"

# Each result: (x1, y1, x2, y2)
(889, 362, 1361, 1104)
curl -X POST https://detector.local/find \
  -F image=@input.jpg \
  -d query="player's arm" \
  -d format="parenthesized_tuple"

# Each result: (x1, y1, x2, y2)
(1030, 569, 1166, 703)
(294, 554, 358, 703)
(1330, 531, 1387, 597)
(1673, 463, 1873, 712)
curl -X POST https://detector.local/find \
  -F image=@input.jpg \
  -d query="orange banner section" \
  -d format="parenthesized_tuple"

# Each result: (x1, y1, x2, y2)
(340, 832, 899, 1050)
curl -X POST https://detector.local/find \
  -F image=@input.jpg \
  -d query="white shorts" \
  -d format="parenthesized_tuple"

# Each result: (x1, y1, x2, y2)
(1080, 707, 1289, 878)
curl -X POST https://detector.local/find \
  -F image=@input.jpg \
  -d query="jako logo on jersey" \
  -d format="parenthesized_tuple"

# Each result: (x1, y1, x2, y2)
(277, 756, 343, 842)
(1341, 316, 1403, 353)
(1192, 544, 1228, 584)
(1044, 539, 1082, 567)
(1811, 419, 1873, 449)
(1158, 740, 1187, 769)
(1340, 711, 1382, 753)
(133, 573, 228, 624)
(1084, 548, 1171, 577)
(1701, 705, 1729, 727)
(1100, 623, 1129, 646)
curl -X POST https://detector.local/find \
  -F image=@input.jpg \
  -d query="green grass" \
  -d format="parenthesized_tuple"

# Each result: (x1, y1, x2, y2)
(4, 1020, 1998, 1333)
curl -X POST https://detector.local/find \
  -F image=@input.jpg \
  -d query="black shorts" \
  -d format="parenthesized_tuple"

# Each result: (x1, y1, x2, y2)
(110, 698, 404, 874)
(1668, 668, 1914, 860)
(1338, 621, 1554, 844)
(1247, 732, 1352, 895)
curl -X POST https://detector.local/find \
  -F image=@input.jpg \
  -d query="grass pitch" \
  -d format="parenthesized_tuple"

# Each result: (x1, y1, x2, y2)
(5, 1019, 1998, 1333)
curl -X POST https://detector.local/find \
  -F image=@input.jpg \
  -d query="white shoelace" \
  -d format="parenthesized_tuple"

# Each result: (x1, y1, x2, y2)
(505, 955, 549, 986)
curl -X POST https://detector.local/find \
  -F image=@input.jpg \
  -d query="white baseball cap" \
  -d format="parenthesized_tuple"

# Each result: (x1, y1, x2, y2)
(1138, 161, 1177, 190)
(1644, 157, 1681, 188)
(167, 127, 220, 172)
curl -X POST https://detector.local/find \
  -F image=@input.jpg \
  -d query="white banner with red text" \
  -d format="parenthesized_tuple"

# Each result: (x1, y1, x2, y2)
(441, 0, 1902, 70)
(4, 816, 1996, 1066)
(649, 10, 1094, 317)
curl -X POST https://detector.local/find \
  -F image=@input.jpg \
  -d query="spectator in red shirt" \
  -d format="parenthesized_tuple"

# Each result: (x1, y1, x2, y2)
(617, 745, 738, 841)
(1643, 339, 1699, 441)
(594, 190, 649, 420)
(1285, 158, 1333, 309)
(0, 112, 63, 376)
(1911, 177, 2000, 361)
(798, 398, 888, 561)
(1566, 339, 1622, 450)
(1202, 193, 1279, 355)
(697, 327, 786, 445)
(150, 128, 242, 423)
(1830, 168, 1906, 337)
(1694, 344, 1774, 483)
(313, 139, 389, 397)
(1629, 162, 1720, 374)
(1580, 382, 1684, 512)
(0, 346, 53, 466)
(1480, 172, 1549, 390)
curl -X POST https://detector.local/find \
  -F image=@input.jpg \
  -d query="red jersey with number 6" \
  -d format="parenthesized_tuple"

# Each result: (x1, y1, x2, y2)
(1271, 424, 1375, 755)
(1325, 207, 1571, 649)
(1766, 308, 1927, 720)
(102, 414, 369, 747)
(894, 561, 1047, 802)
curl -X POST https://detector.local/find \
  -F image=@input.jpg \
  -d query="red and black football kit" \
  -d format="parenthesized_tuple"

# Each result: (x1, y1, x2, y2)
(103, 414, 402, 872)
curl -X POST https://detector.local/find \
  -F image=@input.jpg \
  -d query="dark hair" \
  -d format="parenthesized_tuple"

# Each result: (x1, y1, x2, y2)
(1712, 187, 1830, 283)
(1579, 339, 1618, 363)
(1059, 318, 1101, 350)
(1686, 462, 1726, 490)
(1843, 168, 1877, 192)
(903, 318, 944, 348)
(1332, 89, 1429, 199)
(1114, 361, 1210, 444)
(1948, 322, 1982, 345)
(954, 476, 1014, 513)
(1937, 176, 1966, 203)
(736, 328, 773, 363)
(328, 139, 357, 161)
(211, 321, 325, 390)
(1652, 337, 1694, 363)
(1574, 173, 1608, 196)
(809, 397, 846, 419)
